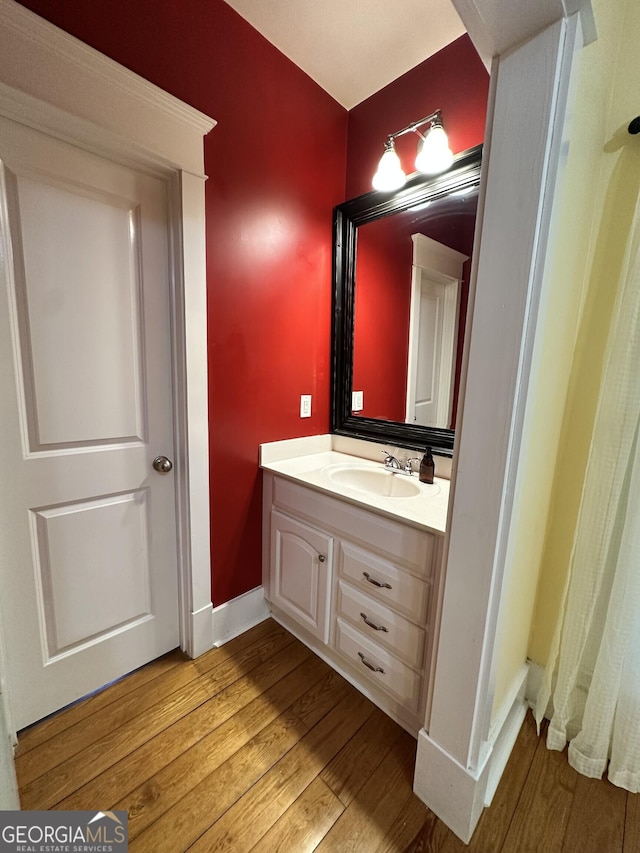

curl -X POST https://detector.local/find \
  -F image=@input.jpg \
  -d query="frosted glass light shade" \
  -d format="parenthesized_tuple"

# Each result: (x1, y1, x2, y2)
(372, 145, 407, 191)
(415, 125, 454, 175)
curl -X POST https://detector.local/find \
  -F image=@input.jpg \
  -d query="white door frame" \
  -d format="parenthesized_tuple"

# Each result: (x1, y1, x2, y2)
(0, 0, 215, 745)
(405, 234, 467, 427)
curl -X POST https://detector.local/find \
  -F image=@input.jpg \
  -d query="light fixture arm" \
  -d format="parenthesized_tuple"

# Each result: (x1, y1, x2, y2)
(386, 109, 443, 142)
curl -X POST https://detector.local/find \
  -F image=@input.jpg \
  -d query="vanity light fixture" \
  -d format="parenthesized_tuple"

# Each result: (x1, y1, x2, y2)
(372, 109, 454, 191)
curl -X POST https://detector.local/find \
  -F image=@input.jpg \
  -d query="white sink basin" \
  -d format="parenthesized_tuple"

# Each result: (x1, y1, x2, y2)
(327, 465, 423, 498)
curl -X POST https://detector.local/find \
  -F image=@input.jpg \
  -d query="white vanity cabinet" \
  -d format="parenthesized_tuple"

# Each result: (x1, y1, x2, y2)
(263, 470, 444, 734)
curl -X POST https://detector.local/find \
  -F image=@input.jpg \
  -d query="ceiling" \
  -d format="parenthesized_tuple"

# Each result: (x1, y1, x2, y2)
(223, 0, 467, 110)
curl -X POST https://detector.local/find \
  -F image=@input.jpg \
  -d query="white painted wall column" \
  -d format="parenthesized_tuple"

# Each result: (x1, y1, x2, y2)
(413, 16, 583, 842)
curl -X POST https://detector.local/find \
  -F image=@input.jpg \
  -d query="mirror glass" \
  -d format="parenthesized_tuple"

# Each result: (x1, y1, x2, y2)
(331, 145, 482, 455)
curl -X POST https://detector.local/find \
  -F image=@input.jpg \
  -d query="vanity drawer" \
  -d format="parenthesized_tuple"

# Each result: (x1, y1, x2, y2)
(338, 541, 430, 623)
(336, 580, 426, 669)
(335, 618, 421, 711)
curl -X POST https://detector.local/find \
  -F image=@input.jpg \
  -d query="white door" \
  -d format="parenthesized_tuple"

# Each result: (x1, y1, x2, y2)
(412, 275, 445, 426)
(0, 118, 180, 730)
(405, 235, 466, 429)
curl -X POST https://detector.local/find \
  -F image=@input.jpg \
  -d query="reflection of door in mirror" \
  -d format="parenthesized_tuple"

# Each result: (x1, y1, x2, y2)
(351, 190, 477, 428)
(406, 235, 467, 428)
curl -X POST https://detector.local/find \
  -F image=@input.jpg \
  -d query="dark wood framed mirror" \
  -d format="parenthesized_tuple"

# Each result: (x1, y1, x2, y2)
(330, 144, 482, 456)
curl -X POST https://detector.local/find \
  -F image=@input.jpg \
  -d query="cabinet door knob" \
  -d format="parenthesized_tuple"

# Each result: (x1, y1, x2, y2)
(360, 612, 389, 632)
(362, 571, 392, 590)
(358, 652, 385, 674)
(318, 554, 326, 563)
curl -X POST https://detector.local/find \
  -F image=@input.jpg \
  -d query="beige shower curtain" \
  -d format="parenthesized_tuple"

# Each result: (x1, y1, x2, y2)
(535, 192, 640, 792)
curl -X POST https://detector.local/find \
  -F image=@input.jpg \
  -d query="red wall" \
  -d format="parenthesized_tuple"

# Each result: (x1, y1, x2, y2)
(14, 5, 488, 607)
(16, 0, 348, 605)
(353, 217, 413, 422)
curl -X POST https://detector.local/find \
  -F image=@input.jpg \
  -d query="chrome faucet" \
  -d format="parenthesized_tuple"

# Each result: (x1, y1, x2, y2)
(382, 451, 402, 470)
(382, 451, 420, 475)
(404, 457, 421, 475)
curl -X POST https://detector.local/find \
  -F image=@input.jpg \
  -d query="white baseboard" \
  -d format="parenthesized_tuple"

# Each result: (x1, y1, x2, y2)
(414, 663, 529, 843)
(189, 602, 214, 658)
(212, 586, 270, 647)
(484, 663, 529, 806)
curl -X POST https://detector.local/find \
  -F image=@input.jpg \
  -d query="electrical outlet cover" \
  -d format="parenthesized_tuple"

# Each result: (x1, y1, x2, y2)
(300, 394, 312, 417)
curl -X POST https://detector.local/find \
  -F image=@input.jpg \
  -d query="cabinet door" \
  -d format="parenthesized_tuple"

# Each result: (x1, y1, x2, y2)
(271, 510, 333, 642)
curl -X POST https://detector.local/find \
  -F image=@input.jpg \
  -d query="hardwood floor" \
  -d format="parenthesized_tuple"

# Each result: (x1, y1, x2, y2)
(15, 618, 639, 852)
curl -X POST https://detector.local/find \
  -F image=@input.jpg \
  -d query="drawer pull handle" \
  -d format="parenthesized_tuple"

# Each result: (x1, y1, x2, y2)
(358, 652, 385, 674)
(360, 612, 389, 632)
(362, 572, 392, 590)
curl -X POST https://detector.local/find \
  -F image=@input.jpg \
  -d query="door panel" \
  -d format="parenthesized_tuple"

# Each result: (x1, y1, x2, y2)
(12, 172, 146, 448)
(414, 279, 444, 426)
(0, 118, 180, 729)
(33, 491, 153, 656)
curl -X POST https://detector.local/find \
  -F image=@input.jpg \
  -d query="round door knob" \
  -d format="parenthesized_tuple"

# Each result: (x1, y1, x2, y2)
(152, 455, 173, 474)
(318, 554, 326, 563)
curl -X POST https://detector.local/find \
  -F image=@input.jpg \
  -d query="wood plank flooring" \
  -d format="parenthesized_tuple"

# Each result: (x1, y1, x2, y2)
(16, 618, 639, 852)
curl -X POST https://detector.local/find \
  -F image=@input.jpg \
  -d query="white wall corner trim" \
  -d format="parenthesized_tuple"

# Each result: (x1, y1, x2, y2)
(414, 13, 584, 843)
(414, 730, 491, 844)
(212, 587, 271, 647)
(452, 0, 595, 67)
(414, 663, 528, 841)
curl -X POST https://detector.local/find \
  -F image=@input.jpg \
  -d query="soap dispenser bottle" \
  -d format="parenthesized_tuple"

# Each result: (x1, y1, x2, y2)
(419, 448, 435, 484)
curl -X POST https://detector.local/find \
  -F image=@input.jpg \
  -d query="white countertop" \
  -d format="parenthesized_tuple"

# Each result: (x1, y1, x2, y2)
(260, 448, 450, 535)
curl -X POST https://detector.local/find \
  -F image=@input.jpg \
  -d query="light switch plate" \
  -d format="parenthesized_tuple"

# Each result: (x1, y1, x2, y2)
(300, 394, 312, 418)
(352, 390, 364, 411)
